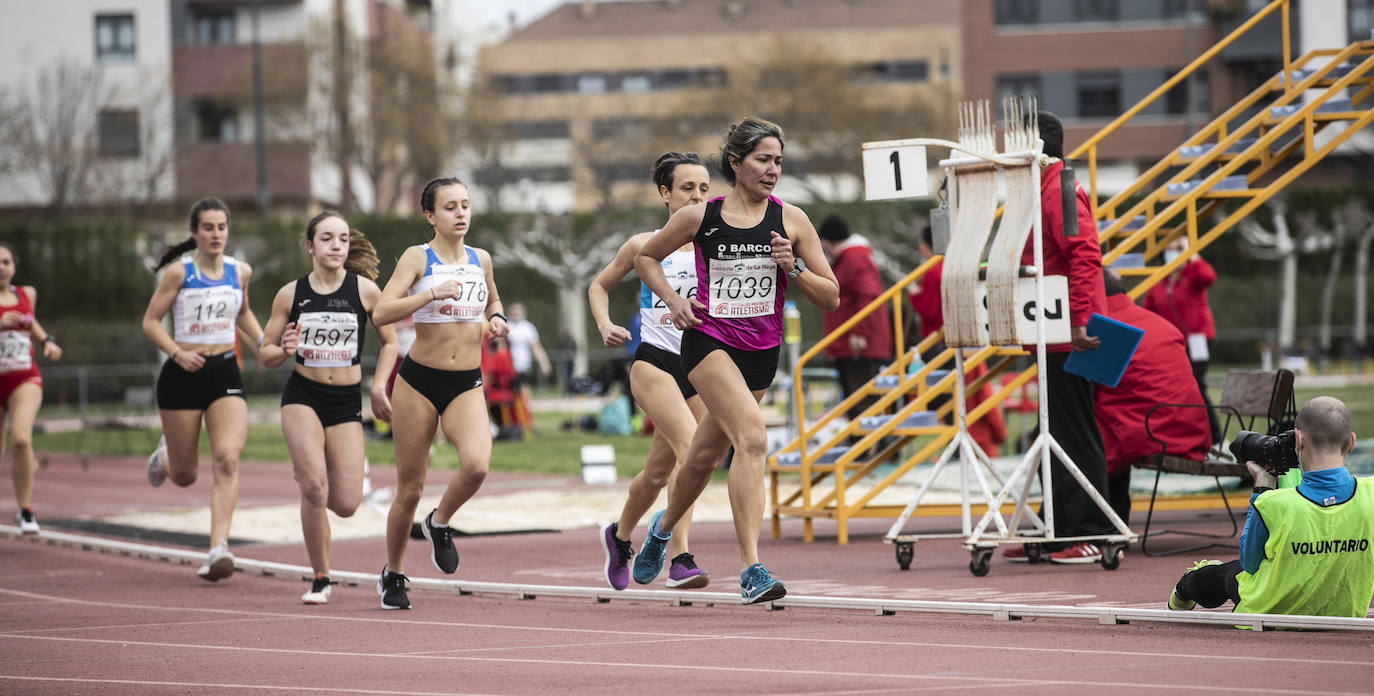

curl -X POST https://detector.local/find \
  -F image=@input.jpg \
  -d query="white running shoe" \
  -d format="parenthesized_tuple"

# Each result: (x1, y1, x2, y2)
(301, 574, 332, 605)
(15, 508, 39, 534)
(147, 436, 167, 487)
(198, 543, 235, 581)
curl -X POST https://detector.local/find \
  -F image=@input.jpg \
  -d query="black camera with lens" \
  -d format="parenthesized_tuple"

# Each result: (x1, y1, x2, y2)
(1228, 430, 1299, 476)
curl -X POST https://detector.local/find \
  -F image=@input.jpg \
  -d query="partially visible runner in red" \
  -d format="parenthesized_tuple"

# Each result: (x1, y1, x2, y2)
(0, 243, 63, 533)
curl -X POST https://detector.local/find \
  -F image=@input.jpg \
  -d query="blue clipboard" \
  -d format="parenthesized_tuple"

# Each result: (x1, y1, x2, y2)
(1063, 313, 1144, 388)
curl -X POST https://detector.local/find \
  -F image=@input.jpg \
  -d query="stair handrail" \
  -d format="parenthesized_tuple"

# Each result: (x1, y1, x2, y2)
(1097, 44, 1368, 239)
(1072, 0, 1294, 216)
(783, 255, 938, 466)
(1098, 50, 1374, 282)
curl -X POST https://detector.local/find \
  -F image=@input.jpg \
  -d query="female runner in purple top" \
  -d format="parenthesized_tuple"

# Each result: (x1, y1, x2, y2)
(634, 117, 838, 604)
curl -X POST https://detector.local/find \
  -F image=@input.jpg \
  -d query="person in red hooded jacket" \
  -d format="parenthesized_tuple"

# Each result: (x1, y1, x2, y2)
(818, 213, 892, 421)
(1095, 270, 1211, 523)
(1142, 236, 1220, 444)
(1004, 111, 1113, 565)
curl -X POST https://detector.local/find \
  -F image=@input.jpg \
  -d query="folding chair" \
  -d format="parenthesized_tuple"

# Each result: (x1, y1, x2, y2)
(1135, 368, 1296, 557)
(76, 386, 159, 470)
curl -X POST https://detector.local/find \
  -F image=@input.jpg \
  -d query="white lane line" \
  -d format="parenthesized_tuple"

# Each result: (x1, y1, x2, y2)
(6, 616, 295, 635)
(1, 586, 1369, 669)
(0, 634, 1367, 695)
(0, 675, 492, 696)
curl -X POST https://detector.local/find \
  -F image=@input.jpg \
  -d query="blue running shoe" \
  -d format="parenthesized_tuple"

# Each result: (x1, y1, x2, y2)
(632, 510, 671, 584)
(740, 563, 786, 605)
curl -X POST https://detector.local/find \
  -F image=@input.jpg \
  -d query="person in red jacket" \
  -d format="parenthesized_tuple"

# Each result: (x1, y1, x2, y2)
(1005, 111, 1112, 565)
(908, 225, 943, 344)
(1095, 270, 1211, 523)
(900, 226, 1005, 456)
(818, 214, 892, 421)
(1142, 236, 1220, 444)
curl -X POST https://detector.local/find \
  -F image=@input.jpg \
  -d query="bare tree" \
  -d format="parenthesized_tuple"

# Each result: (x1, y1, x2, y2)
(456, 68, 518, 211)
(308, 5, 451, 212)
(486, 212, 655, 376)
(692, 39, 955, 202)
(89, 70, 178, 217)
(6, 60, 110, 215)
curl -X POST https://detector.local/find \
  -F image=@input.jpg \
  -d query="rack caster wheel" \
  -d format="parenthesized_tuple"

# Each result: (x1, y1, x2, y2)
(1100, 543, 1125, 571)
(969, 549, 992, 577)
(1025, 544, 1045, 564)
(895, 541, 914, 570)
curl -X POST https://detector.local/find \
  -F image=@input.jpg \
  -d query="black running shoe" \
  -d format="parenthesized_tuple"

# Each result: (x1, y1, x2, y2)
(377, 566, 410, 610)
(421, 509, 459, 574)
(302, 574, 332, 605)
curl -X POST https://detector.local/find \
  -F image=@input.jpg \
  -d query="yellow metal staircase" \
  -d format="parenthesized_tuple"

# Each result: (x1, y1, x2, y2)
(768, 0, 1374, 544)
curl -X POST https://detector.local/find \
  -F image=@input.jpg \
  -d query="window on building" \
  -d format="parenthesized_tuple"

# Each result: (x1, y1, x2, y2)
(512, 120, 569, 140)
(577, 74, 608, 94)
(1164, 67, 1210, 114)
(622, 74, 652, 92)
(995, 0, 1039, 25)
(1073, 0, 1119, 21)
(996, 73, 1042, 104)
(98, 110, 140, 158)
(1076, 71, 1122, 118)
(196, 102, 238, 143)
(1161, 0, 1200, 20)
(95, 14, 136, 61)
(871, 61, 929, 83)
(193, 11, 236, 44)
(1352, 0, 1374, 43)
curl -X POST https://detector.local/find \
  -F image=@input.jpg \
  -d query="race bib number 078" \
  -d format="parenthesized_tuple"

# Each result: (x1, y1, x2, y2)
(430, 264, 487, 321)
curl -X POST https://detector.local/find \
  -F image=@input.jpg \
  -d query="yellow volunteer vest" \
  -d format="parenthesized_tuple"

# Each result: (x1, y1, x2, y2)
(1235, 478, 1374, 617)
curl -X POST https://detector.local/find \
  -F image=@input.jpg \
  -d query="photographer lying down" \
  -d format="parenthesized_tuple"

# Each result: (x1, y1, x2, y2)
(1167, 397, 1374, 618)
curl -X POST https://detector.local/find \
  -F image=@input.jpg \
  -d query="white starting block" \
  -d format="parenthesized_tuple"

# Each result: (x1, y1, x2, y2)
(580, 444, 617, 485)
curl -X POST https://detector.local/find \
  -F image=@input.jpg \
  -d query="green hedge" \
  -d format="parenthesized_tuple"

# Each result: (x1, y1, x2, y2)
(3, 188, 1368, 369)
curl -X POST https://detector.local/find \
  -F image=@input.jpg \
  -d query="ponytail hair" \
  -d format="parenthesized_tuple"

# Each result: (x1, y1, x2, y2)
(420, 176, 466, 213)
(716, 117, 784, 186)
(345, 229, 379, 280)
(154, 197, 230, 272)
(303, 210, 379, 280)
(651, 151, 704, 191)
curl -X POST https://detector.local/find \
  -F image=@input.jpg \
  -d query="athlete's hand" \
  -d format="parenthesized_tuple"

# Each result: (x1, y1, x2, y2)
(431, 280, 462, 301)
(173, 349, 206, 372)
(0, 311, 22, 329)
(370, 384, 392, 423)
(486, 315, 509, 339)
(1070, 325, 1101, 351)
(769, 231, 795, 274)
(599, 322, 632, 347)
(42, 340, 62, 362)
(279, 322, 299, 357)
(666, 293, 703, 330)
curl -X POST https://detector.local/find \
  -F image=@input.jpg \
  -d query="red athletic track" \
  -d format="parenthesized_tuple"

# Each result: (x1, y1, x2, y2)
(3, 453, 1373, 695)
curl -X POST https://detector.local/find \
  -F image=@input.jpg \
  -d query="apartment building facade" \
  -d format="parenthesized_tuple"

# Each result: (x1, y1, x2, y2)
(476, 0, 963, 213)
(0, 0, 439, 214)
(964, 0, 1365, 191)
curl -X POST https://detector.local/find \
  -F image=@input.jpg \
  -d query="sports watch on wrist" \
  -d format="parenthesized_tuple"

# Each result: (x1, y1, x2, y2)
(788, 256, 806, 279)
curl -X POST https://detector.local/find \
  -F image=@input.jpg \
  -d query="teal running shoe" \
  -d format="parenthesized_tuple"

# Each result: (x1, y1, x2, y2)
(740, 563, 786, 605)
(632, 510, 670, 584)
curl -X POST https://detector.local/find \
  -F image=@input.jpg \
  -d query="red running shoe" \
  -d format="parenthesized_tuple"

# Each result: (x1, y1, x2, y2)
(1048, 542, 1102, 564)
